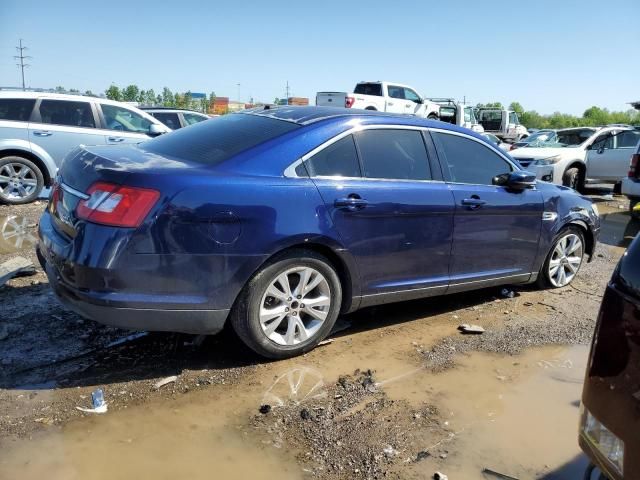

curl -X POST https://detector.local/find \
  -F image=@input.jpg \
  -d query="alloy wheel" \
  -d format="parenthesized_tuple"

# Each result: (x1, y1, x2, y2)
(259, 266, 331, 346)
(0, 163, 38, 200)
(548, 233, 583, 287)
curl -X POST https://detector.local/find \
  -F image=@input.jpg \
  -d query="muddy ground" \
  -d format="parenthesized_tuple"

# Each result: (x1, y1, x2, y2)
(0, 190, 636, 479)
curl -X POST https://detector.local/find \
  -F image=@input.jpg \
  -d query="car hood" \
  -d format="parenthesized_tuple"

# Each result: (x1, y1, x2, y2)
(511, 147, 577, 160)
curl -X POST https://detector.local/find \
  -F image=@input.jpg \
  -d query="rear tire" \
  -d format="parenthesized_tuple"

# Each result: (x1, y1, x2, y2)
(562, 167, 584, 192)
(230, 249, 342, 359)
(427, 114, 439, 121)
(0, 156, 44, 205)
(536, 226, 586, 289)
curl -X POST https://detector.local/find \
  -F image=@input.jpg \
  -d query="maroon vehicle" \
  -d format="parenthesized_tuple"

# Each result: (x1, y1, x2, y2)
(580, 233, 640, 479)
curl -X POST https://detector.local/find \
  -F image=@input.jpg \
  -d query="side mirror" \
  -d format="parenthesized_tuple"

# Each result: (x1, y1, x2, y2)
(493, 171, 536, 190)
(148, 124, 166, 137)
(416, 97, 424, 104)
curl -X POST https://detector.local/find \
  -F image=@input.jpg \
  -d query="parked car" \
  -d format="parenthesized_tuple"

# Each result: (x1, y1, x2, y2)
(621, 138, 640, 218)
(586, 129, 640, 185)
(0, 91, 171, 204)
(477, 108, 529, 142)
(511, 126, 640, 191)
(580, 233, 640, 480)
(316, 81, 440, 119)
(427, 98, 484, 132)
(141, 107, 209, 130)
(510, 129, 557, 151)
(37, 106, 599, 359)
(480, 133, 510, 152)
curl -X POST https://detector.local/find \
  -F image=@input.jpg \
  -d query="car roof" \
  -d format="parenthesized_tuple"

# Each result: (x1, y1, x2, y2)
(140, 107, 207, 114)
(0, 90, 138, 109)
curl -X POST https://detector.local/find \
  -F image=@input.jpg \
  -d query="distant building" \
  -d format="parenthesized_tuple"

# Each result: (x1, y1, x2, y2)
(277, 97, 309, 106)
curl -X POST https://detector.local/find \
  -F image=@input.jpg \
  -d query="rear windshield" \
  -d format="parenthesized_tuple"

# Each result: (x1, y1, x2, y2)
(354, 83, 383, 96)
(141, 114, 300, 165)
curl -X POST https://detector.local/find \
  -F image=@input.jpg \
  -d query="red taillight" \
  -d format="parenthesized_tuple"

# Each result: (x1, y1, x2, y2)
(628, 153, 640, 178)
(345, 96, 355, 108)
(76, 182, 160, 228)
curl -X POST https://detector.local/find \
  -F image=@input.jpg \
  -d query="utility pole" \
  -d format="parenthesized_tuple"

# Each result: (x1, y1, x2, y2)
(14, 39, 32, 91)
(236, 83, 241, 102)
(285, 81, 290, 105)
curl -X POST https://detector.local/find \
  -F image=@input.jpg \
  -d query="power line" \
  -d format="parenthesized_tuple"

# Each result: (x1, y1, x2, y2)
(14, 39, 32, 91)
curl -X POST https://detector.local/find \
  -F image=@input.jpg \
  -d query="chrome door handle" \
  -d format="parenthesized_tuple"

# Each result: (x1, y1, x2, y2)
(461, 198, 487, 209)
(107, 137, 125, 142)
(335, 196, 369, 210)
(33, 130, 52, 137)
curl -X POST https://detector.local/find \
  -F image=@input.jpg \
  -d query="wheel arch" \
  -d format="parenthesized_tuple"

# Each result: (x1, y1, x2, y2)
(364, 106, 377, 111)
(0, 148, 54, 186)
(565, 219, 595, 260)
(563, 160, 586, 177)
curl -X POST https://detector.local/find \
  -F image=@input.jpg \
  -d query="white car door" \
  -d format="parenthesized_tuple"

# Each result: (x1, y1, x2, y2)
(97, 103, 162, 145)
(385, 85, 408, 114)
(586, 130, 640, 182)
(402, 87, 424, 116)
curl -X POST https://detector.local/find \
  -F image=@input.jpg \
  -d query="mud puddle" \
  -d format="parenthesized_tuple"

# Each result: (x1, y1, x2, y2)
(0, 215, 37, 254)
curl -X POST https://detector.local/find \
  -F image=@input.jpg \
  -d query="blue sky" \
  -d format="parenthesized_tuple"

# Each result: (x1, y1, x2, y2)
(1, 0, 638, 115)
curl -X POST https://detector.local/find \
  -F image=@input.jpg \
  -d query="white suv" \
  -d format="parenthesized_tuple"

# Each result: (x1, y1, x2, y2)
(0, 91, 171, 204)
(510, 126, 640, 191)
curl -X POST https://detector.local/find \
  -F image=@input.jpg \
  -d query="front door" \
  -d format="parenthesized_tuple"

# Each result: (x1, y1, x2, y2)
(431, 130, 543, 290)
(97, 103, 155, 145)
(304, 128, 455, 302)
(587, 130, 640, 182)
(385, 85, 408, 114)
(29, 98, 103, 167)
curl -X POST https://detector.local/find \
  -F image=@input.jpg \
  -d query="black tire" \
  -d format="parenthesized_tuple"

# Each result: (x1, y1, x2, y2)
(364, 106, 377, 111)
(536, 225, 586, 289)
(230, 249, 342, 359)
(427, 114, 439, 121)
(0, 156, 44, 205)
(562, 167, 584, 192)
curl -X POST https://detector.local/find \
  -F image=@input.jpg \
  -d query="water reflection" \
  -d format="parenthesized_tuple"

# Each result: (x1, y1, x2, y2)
(0, 215, 37, 254)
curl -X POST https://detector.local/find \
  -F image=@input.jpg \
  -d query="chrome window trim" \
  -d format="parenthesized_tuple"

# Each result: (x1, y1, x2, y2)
(284, 124, 521, 189)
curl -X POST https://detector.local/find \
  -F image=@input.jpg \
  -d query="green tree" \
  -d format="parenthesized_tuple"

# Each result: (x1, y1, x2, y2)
(55, 86, 65, 93)
(84, 90, 95, 97)
(509, 102, 524, 114)
(476, 101, 503, 109)
(156, 94, 163, 105)
(161, 87, 174, 107)
(122, 84, 140, 102)
(105, 85, 121, 101)
(137, 89, 147, 104)
(146, 89, 156, 106)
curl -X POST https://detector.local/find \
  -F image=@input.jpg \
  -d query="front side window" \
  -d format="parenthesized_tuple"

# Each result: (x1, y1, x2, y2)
(387, 86, 405, 99)
(592, 132, 614, 150)
(39, 100, 95, 128)
(355, 129, 431, 180)
(433, 131, 513, 185)
(183, 112, 208, 125)
(0, 98, 36, 122)
(403, 88, 421, 103)
(464, 107, 473, 123)
(304, 135, 361, 177)
(101, 104, 152, 133)
(152, 112, 181, 130)
(509, 112, 519, 124)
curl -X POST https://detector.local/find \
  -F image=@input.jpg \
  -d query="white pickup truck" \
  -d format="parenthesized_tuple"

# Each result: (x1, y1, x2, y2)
(316, 81, 440, 119)
(477, 108, 529, 142)
(428, 98, 484, 132)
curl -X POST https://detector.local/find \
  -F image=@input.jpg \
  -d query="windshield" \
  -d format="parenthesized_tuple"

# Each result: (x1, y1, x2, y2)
(521, 130, 557, 147)
(524, 128, 596, 148)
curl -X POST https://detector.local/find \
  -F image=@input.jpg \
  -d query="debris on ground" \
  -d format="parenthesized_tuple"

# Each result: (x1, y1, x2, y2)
(76, 388, 108, 414)
(482, 467, 520, 479)
(416, 451, 430, 462)
(500, 288, 515, 298)
(0, 257, 36, 287)
(318, 338, 334, 346)
(383, 445, 398, 457)
(434, 472, 449, 480)
(259, 404, 272, 414)
(153, 375, 178, 390)
(458, 324, 486, 334)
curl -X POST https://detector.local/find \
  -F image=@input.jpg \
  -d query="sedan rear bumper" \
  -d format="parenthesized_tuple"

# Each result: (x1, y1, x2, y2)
(38, 246, 229, 335)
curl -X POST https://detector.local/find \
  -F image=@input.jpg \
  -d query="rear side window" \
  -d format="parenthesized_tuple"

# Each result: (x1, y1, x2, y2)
(304, 135, 361, 177)
(617, 130, 640, 148)
(39, 100, 95, 128)
(142, 113, 300, 166)
(152, 112, 182, 130)
(433, 131, 512, 185)
(356, 129, 431, 180)
(354, 83, 383, 96)
(387, 86, 405, 99)
(183, 113, 208, 125)
(101, 104, 152, 133)
(0, 99, 35, 122)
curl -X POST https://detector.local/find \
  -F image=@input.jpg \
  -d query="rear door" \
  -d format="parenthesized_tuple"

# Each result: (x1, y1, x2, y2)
(305, 127, 454, 302)
(384, 85, 407, 114)
(97, 103, 157, 145)
(29, 98, 103, 167)
(587, 130, 640, 181)
(431, 130, 543, 290)
(0, 98, 35, 143)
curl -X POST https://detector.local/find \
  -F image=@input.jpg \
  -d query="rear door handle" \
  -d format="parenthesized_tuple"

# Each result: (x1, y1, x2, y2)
(33, 130, 52, 137)
(107, 137, 125, 143)
(335, 196, 369, 210)
(461, 198, 487, 209)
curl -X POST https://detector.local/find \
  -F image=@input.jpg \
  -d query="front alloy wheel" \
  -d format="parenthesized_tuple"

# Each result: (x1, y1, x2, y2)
(547, 232, 584, 287)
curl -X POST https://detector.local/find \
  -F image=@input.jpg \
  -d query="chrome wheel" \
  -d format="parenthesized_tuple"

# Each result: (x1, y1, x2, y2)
(548, 233, 583, 287)
(259, 266, 331, 346)
(0, 162, 38, 200)
(0, 215, 37, 254)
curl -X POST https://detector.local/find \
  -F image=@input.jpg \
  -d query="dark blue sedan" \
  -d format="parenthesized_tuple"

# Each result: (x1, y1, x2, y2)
(37, 107, 600, 358)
